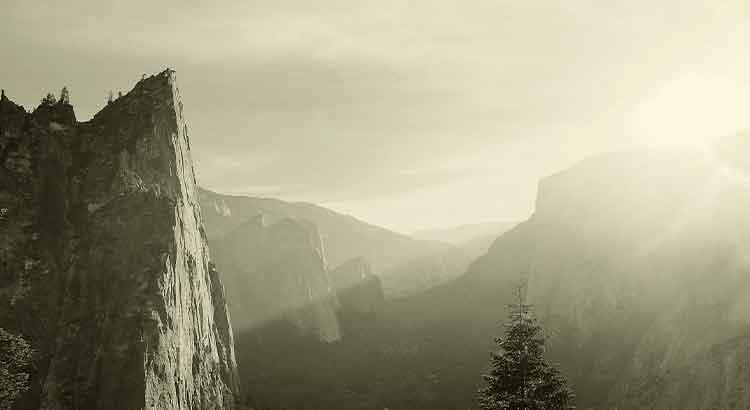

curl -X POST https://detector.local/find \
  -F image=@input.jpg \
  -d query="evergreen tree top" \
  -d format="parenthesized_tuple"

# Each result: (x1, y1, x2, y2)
(478, 282, 575, 410)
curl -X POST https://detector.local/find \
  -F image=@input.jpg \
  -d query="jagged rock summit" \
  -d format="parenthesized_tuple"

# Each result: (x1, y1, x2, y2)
(0, 70, 239, 410)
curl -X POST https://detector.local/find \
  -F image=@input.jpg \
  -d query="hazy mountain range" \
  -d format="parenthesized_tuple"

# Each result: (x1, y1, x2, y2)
(198, 188, 494, 296)
(4, 70, 749, 410)
(198, 187, 447, 272)
(225, 138, 750, 410)
(412, 221, 517, 245)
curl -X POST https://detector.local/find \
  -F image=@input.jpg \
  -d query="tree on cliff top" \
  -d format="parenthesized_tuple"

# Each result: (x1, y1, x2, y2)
(59, 86, 70, 105)
(40, 92, 56, 106)
(478, 284, 574, 410)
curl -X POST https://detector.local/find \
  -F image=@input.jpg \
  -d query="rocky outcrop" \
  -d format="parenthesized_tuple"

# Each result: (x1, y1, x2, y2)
(330, 257, 384, 317)
(0, 71, 239, 410)
(212, 215, 341, 343)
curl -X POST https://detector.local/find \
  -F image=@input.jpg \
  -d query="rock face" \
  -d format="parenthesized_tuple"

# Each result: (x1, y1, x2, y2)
(0, 71, 239, 410)
(212, 218, 391, 409)
(212, 215, 341, 342)
(330, 257, 384, 317)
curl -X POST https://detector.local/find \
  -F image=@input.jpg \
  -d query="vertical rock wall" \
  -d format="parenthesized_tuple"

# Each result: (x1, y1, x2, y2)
(0, 70, 239, 410)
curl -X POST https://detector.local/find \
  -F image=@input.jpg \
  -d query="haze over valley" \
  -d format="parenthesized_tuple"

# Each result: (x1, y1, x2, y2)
(2, 2, 749, 410)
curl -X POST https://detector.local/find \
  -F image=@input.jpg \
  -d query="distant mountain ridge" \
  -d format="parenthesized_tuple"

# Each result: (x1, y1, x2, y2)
(199, 187, 448, 270)
(198, 187, 466, 295)
(412, 221, 517, 245)
(389, 144, 750, 409)
(229, 140, 750, 410)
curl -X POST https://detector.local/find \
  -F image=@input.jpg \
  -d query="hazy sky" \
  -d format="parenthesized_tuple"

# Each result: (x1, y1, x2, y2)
(2, 0, 749, 232)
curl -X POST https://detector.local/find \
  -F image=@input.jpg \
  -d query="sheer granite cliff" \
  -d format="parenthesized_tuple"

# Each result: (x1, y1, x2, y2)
(0, 71, 239, 409)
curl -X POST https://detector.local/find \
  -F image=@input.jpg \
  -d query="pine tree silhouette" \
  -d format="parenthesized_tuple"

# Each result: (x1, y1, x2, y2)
(478, 283, 575, 410)
(60, 86, 70, 104)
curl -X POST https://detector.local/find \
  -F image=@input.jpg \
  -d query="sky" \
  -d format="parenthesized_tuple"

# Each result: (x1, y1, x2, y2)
(2, 0, 749, 232)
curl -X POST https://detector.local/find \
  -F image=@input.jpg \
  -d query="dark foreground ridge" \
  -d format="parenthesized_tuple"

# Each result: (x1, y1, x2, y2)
(0, 70, 240, 410)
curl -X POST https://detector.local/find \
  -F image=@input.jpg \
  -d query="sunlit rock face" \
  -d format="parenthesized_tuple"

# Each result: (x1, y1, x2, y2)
(212, 216, 341, 343)
(330, 257, 384, 317)
(0, 71, 239, 410)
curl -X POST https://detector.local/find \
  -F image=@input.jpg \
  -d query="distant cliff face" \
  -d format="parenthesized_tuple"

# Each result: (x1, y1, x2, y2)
(212, 216, 341, 343)
(330, 257, 384, 317)
(0, 71, 239, 410)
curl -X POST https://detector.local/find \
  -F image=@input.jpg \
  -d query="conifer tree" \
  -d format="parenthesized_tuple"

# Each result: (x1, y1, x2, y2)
(40, 92, 56, 106)
(59, 86, 70, 104)
(478, 284, 574, 410)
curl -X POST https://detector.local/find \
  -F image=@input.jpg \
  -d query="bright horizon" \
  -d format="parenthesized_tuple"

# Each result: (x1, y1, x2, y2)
(3, 0, 748, 232)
